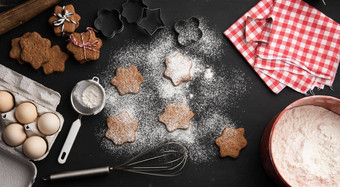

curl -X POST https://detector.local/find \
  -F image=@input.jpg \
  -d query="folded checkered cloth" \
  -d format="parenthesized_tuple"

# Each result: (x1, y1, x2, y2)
(224, 0, 340, 94)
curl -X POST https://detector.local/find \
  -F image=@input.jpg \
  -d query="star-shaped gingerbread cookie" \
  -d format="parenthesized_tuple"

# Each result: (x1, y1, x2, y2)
(159, 102, 194, 132)
(215, 127, 247, 158)
(67, 28, 102, 63)
(111, 65, 144, 95)
(20, 32, 51, 69)
(48, 4, 81, 36)
(105, 111, 139, 145)
(9, 32, 31, 64)
(42, 45, 69, 75)
(164, 52, 192, 86)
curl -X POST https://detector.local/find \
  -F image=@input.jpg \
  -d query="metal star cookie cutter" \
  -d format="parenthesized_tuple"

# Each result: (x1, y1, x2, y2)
(122, 0, 147, 23)
(174, 17, 203, 46)
(94, 8, 124, 39)
(137, 8, 165, 36)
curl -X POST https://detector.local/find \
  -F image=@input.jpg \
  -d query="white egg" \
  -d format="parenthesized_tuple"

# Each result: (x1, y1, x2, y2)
(38, 113, 60, 135)
(15, 102, 38, 124)
(22, 136, 47, 159)
(0, 90, 15, 112)
(2, 123, 27, 146)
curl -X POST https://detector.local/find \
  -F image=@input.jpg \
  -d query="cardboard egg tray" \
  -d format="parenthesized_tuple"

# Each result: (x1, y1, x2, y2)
(0, 64, 64, 186)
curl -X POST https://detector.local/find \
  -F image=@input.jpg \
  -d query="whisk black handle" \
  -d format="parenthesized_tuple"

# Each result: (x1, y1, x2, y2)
(43, 166, 112, 181)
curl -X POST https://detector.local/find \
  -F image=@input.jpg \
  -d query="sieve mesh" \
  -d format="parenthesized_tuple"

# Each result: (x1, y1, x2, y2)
(71, 79, 105, 116)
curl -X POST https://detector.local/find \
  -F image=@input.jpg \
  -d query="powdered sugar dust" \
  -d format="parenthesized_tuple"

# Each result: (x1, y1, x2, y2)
(95, 18, 249, 163)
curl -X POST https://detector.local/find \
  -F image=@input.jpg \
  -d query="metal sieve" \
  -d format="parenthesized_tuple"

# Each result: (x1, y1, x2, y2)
(58, 77, 105, 164)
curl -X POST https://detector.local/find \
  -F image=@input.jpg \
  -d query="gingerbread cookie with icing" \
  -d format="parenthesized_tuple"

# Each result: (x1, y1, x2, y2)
(67, 28, 102, 63)
(48, 4, 81, 37)
(159, 102, 194, 132)
(105, 111, 139, 145)
(111, 65, 144, 95)
(164, 52, 192, 86)
(215, 127, 247, 158)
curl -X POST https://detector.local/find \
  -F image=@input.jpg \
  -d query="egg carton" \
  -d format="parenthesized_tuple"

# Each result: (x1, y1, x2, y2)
(0, 64, 64, 186)
(0, 94, 64, 161)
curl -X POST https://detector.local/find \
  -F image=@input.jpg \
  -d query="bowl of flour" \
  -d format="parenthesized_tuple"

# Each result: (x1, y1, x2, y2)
(260, 96, 340, 187)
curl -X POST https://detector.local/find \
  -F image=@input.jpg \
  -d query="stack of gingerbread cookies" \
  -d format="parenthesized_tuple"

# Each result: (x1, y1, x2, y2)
(9, 4, 104, 74)
(9, 32, 68, 75)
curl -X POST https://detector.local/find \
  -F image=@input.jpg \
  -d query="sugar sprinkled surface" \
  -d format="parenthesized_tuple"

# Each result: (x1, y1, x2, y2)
(95, 18, 249, 163)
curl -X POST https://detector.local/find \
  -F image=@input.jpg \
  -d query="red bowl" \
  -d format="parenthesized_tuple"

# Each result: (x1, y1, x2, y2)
(260, 95, 340, 186)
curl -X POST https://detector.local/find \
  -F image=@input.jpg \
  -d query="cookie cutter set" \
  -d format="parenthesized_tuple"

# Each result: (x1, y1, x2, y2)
(93, 0, 202, 46)
(0, 64, 64, 186)
(94, 0, 165, 38)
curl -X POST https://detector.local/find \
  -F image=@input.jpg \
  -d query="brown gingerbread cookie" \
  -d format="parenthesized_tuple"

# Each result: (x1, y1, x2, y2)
(20, 32, 51, 69)
(215, 127, 247, 158)
(67, 28, 102, 63)
(42, 45, 69, 75)
(105, 111, 139, 145)
(111, 65, 144, 95)
(164, 51, 192, 86)
(48, 4, 81, 37)
(9, 32, 32, 64)
(159, 102, 194, 132)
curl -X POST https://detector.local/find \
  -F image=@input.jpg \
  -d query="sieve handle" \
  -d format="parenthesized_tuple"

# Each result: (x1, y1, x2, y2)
(58, 118, 81, 164)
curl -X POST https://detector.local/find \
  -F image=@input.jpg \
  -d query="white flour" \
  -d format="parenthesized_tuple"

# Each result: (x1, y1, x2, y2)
(95, 18, 249, 163)
(82, 85, 103, 108)
(271, 105, 340, 187)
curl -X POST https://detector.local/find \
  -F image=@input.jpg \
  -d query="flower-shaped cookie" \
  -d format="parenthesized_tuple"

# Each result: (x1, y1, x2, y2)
(215, 127, 247, 158)
(174, 17, 203, 46)
(105, 111, 139, 145)
(111, 65, 144, 95)
(159, 102, 194, 132)
(164, 52, 192, 86)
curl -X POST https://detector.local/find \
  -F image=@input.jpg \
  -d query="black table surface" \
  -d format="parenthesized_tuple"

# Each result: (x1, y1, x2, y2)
(0, 0, 339, 186)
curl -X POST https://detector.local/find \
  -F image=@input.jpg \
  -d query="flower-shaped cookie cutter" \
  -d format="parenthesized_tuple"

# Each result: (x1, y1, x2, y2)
(174, 17, 203, 46)
(122, 0, 147, 23)
(94, 8, 124, 39)
(137, 8, 165, 36)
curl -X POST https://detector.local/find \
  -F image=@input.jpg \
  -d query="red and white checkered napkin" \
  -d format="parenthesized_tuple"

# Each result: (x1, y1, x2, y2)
(224, 0, 340, 94)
